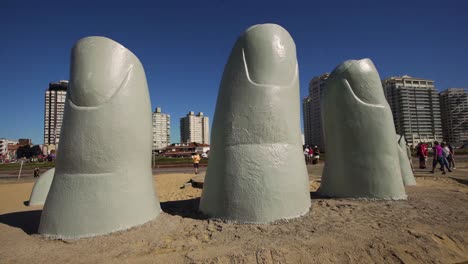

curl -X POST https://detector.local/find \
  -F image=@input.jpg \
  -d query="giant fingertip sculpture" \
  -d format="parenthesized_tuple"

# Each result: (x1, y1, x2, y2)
(318, 59, 406, 199)
(397, 135, 416, 186)
(39, 37, 160, 239)
(28, 168, 55, 206)
(199, 24, 311, 222)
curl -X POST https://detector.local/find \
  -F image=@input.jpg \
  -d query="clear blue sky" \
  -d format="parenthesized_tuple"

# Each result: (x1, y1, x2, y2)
(1, 0, 467, 144)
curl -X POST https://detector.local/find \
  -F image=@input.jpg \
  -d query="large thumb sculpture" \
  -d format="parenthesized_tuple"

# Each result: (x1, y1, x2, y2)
(28, 168, 55, 206)
(318, 59, 406, 199)
(199, 24, 311, 222)
(39, 37, 161, 239)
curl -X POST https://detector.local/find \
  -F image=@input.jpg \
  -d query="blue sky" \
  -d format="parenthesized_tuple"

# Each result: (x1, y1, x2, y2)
(1, 0, 467, 144)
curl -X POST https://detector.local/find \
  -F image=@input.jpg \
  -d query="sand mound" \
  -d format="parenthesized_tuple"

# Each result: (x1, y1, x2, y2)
(0, 173, 467, 263)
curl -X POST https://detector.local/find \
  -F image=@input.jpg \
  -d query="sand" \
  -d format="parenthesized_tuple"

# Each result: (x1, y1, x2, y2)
(0, 170, 468, 263)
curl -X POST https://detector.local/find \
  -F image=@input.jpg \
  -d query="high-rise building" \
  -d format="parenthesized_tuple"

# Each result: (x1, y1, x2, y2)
(382, 75, 442, 145)
(152, 107, 171, 150)
(439, 88, 468, 146)
(303, 73, 329, 148)
(44, 81, 68, 145)
(180, 111, 210, 144)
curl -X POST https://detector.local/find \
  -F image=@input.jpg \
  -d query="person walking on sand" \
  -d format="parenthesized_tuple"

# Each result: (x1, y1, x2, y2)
(441, 142, 451, 169)
(304, 146, 310, 165)
(308, 147, 314, 165)
(312, 146, 320, 165)
(192, 152, 201, 174)
(417, 143, 428, 169)
(431, 141, 451, 175)
(447, 143, 456, 169)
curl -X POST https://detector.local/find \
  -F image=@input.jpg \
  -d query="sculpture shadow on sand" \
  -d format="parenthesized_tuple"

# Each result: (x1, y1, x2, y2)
(0, 210, 42, 235)
(0, 199, 208, 236)
(161, 198, 207, 220)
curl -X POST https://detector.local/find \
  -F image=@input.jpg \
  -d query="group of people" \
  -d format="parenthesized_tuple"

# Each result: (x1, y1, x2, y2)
(416, 141, 456, 175)
(304, 146, 320, 165)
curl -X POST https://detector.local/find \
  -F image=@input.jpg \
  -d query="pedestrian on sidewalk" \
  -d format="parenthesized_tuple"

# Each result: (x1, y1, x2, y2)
(192, 153, 201, 174)
(33, 167, 40, 178)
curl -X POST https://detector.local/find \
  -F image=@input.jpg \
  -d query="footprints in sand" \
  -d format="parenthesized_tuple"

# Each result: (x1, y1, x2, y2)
(404, 228, 468, 262)
(255, 248, 287, 264)
(430, 233, 466, 256)
(184, 248, 287, 264)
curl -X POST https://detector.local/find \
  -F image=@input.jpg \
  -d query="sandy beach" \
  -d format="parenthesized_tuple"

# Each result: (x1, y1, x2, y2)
(0, 167, 467, 263)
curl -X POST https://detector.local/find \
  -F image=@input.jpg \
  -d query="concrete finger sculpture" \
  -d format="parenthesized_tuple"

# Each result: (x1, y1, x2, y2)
(397, 135, 416, 186)
(28, 168, 55, 206)
(318, 59, 406, 199)
(39, 37, 160, 239)
(199, 24, 311, 222)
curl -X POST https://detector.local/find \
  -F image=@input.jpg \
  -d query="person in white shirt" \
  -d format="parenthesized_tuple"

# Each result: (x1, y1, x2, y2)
(304, 147, 310, 165)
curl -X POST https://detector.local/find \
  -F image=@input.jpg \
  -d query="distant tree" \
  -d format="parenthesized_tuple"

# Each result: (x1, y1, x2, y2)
(16, 145, 31, 159)
(30, 145, 42, 157)
(16, 145, 41, 159)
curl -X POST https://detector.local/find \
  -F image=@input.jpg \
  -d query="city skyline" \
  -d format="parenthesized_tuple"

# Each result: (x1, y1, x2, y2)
(1, 1, 467, 144)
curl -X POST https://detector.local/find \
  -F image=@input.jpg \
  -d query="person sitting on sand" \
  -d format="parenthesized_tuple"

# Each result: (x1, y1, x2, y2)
(192, 152, 201, 174)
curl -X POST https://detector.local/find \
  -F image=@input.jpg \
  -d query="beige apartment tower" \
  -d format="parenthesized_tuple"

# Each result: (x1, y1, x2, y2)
(439, 88, 468, 146)
(44, 81, 68, 145)
(303, 73, 329, 148)
(180, 111, 210, 144)
(382, 75, 442, 145)
(152, 107, 171, 150)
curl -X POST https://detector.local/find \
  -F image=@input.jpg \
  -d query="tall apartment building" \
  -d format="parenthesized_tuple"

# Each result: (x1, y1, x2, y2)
(382, 75, 442, 145)
(44, 80, 68, 145)
(152, 107, 171, 150)
(303, 73, 329, 148)
(180, 111, 210, 144)
(439, 88, 468, 146)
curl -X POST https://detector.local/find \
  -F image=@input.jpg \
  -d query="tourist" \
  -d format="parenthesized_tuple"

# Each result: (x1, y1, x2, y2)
(417, 143, 428, 169)
(33, 167, 40, 178)
(312, 146, 320, 165)
(430, 141, 451, 175)
(304, 146, 310, 165)
(192, 152, 201, 174)
(441, 142, 451, 169)
(448, 144, 456, 169)
(308, 147, 314, 165)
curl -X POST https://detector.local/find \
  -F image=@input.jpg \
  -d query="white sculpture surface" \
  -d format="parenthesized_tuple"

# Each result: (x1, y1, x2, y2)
(199, 24, 311, 222)
(397, 135, 416, 186)
(319, 59, 407, 199)
(29, 168, 55, 206)
(39, 37, 160, 239)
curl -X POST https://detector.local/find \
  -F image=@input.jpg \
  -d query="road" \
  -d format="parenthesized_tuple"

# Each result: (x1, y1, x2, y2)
(0, 166, 207, 180)
(1, 155, 466, 181)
